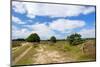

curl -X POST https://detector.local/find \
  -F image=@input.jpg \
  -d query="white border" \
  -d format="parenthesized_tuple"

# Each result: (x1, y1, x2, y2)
(0, 0, 10, 67)
(21, 0, 96, 5)
(0, 0, 100, 67)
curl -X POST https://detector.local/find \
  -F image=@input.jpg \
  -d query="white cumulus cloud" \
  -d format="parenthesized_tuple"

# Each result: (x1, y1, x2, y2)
(50, 19, 85, 32)
(12, 1, 95, 18)
(12, 1, 26, 14)
(12, 26, 31, 39)
(24, 23, 55, 40)
(22, 19, 86, 39)
(12, 18, 95, 39)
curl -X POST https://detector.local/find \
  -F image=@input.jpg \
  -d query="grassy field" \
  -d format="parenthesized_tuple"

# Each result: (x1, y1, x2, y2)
(12, 40, 96, 66)
(12, 45, 30, 61)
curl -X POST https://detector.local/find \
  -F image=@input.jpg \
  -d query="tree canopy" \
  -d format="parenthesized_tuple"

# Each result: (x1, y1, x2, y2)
(26, 33, 40, 42)
(50, 36, 56, 43)
(67, 33, 83, 45)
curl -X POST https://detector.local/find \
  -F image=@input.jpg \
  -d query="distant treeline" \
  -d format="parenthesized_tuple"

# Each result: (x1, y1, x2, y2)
(82, 38, 96, 40)
(12, 38, 95, 41)
(12, 39, 25, 41)
(12, 39, 65, 41)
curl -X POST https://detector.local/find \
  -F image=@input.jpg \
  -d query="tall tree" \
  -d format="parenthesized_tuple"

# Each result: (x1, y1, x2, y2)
(50, 36, 56, 43)
(67, 33, 83, 45)
(26, 33, 40, 42)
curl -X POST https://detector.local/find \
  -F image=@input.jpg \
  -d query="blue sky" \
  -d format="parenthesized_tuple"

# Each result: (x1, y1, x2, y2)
(12, 1, 96, 40)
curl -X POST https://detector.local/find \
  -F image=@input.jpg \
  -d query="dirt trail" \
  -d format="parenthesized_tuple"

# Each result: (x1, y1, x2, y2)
(13, 44, 32, 64)
(33, 44, 75, 64)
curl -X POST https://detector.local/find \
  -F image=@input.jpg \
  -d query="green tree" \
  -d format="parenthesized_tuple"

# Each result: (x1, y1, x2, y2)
(50, 36, 56, 43)
(67, 33, 83, 45)
(26, 33, 40, 42)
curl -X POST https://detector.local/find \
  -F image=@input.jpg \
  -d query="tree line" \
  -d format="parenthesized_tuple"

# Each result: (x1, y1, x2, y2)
(24, 33, 84, 45)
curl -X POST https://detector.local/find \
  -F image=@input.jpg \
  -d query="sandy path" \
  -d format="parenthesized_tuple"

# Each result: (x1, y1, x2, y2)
(33, 44, 75, 64)
(13, 45, 32, 64)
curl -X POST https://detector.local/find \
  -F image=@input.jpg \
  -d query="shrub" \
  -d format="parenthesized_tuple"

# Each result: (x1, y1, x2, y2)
(26, 33, 40, 42)
(67, 33, 83, 45)
(50, 36, 56, 43)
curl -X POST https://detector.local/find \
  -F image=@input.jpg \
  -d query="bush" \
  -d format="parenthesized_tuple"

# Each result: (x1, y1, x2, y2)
(50, 36, 56, 43)
(67, 33, 83, 45)
(26, 33, 40, 42)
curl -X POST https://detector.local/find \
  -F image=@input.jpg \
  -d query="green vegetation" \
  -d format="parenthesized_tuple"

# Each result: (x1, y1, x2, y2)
(47, 41, 82, 58)
(12, 40, 96, 65)
(12, 39, 25, 41)
(26, 33, 40, 42)
(78, 54, 96, 61)
(67, 33, 83, 45)
(50, 36, 56, 43)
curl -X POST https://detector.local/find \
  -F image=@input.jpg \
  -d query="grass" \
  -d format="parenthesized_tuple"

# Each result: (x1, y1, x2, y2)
(37, 41, 82, 60)
(12, 40, 96, 65)
(12, 47, 20, 53)
(12, 41, 25, 47)
(12, 45, 30, 61)
(15, 46, 37, 65)
(46, 41, 80, 53)
(78, 53, 96, 61)
(44, 40, 96, 61)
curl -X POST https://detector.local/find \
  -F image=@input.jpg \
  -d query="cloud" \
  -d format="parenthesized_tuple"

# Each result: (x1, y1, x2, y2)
(12, 26, 31, 39)
(22, 19, 85, 39)
(24, 23, 55, 40)
(12, 18, 95, 39)
(12, 1, 95, 18)
(12, 1, 95, 40)
(12, 1, 26, 14)
(78, 28, 95, 38)
(83, 7, 95, 15)
(12, 16, 25, 24)
(50, 19, 85, 32)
